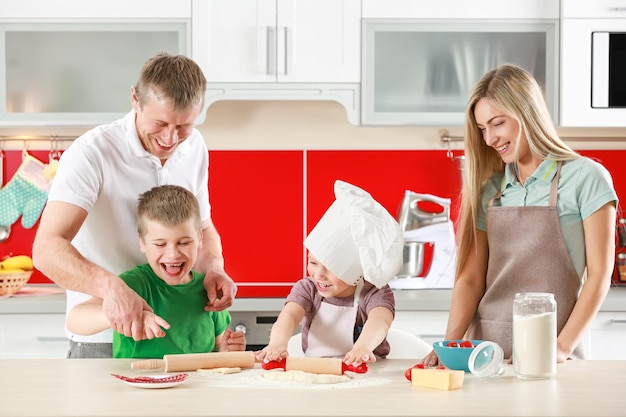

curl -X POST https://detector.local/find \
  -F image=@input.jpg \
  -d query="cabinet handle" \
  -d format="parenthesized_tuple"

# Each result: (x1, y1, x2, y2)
(609, 7, 626, 12)
(283, 26, 288, 76)
(609, 319, 626, 324)
(37, 336, 68, 342)
(266, 26, 276, 76)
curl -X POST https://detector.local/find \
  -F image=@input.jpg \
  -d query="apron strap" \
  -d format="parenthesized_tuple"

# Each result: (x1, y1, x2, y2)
(549, 161, 562, 207)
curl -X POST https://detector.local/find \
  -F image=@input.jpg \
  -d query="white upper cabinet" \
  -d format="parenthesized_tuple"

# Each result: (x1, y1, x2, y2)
(194, 0, 361, 83)
(363, 0, 559, 19)
(360, 0, 559, 126)
(0, 0, 191, 127)
(0, 0, 191, 19)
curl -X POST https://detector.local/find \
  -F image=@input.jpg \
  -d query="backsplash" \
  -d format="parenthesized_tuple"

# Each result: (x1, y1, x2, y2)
(4, 148, 624, 296)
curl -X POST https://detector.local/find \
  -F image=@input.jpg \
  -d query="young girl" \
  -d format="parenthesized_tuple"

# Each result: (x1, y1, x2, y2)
(255, 180, 404, 366)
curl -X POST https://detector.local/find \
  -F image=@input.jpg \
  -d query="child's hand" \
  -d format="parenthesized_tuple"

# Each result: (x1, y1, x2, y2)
(254, 343, 288, 363)
(218, 328, 246, 352)
(343, 347, 376, 366)
(142, 310, 170, 340)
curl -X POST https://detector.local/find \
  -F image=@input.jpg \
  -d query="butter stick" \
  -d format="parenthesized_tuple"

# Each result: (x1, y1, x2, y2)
(411, 368, 465, 390)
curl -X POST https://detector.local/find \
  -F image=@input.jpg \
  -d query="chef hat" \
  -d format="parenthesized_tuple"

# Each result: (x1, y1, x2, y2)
(303, 180, 404, 288)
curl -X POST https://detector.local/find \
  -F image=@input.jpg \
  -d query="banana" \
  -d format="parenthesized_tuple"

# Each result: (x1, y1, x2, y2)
(0, 268, 30, 275)
(0, 255, 33, 271)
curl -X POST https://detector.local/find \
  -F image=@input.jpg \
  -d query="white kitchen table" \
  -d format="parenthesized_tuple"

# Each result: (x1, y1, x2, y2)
(0, 358, 624, 417)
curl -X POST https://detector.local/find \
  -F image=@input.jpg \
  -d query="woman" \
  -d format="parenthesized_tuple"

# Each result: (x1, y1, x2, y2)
(423, 64, 617, 363)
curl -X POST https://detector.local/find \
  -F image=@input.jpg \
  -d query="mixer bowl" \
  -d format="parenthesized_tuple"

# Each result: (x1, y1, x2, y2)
(396, 241, 434, 278)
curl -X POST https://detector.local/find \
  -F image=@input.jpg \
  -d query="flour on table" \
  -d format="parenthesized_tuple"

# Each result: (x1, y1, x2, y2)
(197, 367, 242, 374)
(197, 368, 390, 390)
(262, 370, 350, 384)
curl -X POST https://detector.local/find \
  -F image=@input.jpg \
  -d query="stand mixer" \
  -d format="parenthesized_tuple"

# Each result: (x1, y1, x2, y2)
(390, 190, 457, 290)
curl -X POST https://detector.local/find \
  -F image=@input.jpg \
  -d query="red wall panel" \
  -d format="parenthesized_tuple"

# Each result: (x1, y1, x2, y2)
(306, 150, 464, 233)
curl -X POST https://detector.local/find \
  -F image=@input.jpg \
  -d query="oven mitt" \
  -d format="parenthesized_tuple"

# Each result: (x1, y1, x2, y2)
(0, 153, 54, 229)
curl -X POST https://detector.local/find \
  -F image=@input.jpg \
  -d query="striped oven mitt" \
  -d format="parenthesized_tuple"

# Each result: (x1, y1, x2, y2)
(0, 152, 55, 229)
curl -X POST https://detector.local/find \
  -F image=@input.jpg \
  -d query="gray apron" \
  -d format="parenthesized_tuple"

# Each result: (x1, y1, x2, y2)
(467, 162, 584, 359)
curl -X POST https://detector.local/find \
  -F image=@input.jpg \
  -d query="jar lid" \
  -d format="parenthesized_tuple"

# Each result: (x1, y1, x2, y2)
(468, 341, 505, 378)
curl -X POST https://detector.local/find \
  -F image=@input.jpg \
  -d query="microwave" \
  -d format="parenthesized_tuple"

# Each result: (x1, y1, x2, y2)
(561, 1, 626, 127)
(591, 32, 626, 109)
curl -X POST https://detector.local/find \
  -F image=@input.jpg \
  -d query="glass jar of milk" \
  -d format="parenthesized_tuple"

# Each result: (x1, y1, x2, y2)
(513, 292, 557, 379)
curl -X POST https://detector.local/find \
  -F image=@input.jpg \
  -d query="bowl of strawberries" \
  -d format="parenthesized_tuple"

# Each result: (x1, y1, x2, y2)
(432, 339, 483, 372)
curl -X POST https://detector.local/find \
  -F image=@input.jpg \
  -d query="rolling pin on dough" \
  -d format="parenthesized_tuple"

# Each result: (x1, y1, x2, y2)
(131, 351, 255, 372)
(262, 357, 368, 375)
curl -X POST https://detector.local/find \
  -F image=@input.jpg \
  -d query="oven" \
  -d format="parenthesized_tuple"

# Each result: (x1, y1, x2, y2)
(229, 311, 281, 351)
(561, 0, 626, 126)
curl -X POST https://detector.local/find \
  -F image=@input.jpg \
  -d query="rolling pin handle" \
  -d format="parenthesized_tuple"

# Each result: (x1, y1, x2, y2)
(261, 359, 286, 371)
(131, 359, 166, 370)
(342, 362, 368, 374)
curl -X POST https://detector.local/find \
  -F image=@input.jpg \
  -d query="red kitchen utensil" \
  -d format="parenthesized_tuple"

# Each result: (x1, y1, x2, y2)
(262, 357, 368, 375)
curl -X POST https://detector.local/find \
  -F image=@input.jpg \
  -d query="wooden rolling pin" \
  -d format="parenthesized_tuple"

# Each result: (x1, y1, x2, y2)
(262, 357, 368, 375)
(131, 351, 255, 372)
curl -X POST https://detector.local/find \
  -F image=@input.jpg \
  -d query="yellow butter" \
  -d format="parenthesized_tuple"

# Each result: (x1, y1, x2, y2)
(411, 368, 465, 390)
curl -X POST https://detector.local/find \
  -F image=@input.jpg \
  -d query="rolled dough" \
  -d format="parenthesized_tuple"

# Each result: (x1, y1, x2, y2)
(262, 370, 350, 384)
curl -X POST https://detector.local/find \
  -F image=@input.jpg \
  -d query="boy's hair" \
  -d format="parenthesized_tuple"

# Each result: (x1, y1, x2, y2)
(135, 52, 207, 111)
(137, 185, 202, 236)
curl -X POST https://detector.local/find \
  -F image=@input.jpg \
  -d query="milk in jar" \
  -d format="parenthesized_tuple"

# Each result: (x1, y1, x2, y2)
(512, 292, 557, 379)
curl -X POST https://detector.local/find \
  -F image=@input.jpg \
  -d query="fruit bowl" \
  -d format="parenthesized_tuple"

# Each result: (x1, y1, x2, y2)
(0, 271, 32, 296)
(433, 339, 484, 372)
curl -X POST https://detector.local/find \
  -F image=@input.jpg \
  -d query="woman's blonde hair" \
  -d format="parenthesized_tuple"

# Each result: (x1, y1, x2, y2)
(456, 64, 579, 275)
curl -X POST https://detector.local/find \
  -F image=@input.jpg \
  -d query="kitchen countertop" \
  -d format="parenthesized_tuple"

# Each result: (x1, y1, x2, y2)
(2, 285, 626, 314)
(1, 358, 624, 417)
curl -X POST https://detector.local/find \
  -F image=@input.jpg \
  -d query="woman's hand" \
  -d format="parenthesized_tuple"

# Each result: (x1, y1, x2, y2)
(420, 349, 440, 367)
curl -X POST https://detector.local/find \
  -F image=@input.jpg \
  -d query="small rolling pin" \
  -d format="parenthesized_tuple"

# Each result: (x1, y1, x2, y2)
(262, 357, 368, 375)
(131, 351, 255, 372)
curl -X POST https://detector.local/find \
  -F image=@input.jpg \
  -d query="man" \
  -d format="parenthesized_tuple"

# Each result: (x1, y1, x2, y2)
(33, 52, 237, 358)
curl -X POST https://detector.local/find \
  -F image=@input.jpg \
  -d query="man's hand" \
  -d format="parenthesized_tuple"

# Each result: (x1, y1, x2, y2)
(203, 269, 237, 312)
(102, 280, 153, 341)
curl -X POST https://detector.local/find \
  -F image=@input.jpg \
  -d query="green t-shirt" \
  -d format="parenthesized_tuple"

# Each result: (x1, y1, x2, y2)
(113, 264, 231, 358)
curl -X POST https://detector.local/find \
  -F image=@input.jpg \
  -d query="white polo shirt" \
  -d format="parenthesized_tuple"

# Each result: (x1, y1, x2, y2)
(48, 111, 211, 342)
(478, 157, 618, 277)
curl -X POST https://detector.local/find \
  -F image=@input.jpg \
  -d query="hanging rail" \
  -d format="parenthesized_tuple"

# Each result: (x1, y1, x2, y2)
(0, 135, 76, 142)
(440, 129, 626, 159)
(440, 129, 626, 144)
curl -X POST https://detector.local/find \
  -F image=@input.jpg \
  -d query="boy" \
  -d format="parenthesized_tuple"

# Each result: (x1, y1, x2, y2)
(255, 180, 403, 366)
(66, 185, 245, 358)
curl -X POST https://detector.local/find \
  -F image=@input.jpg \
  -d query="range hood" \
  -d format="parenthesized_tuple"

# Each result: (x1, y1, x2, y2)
(196, 83, 360, 126)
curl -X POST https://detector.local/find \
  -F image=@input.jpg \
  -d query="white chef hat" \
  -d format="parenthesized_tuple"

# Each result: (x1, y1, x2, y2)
(303, 180, 404, 288)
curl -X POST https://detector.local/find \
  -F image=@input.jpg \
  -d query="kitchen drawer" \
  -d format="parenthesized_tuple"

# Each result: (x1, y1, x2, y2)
(391, 311, 448, 346)
(587, 312, 626, 360)
(0, 314, 68, 358)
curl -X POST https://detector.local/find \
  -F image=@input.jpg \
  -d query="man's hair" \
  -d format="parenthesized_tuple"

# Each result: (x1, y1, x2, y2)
(135, 52, 207, 111)
(137, 185, 201, 236)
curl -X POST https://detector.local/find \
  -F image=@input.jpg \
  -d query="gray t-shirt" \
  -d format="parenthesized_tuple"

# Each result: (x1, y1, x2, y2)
(286, 277, 395, 357)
